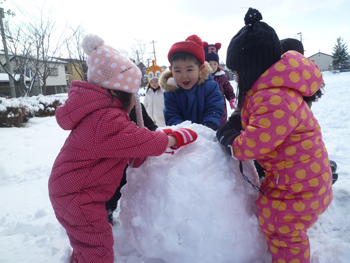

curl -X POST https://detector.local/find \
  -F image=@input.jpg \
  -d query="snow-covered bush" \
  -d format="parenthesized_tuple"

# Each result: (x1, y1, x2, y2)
(0, 94, 68, 127)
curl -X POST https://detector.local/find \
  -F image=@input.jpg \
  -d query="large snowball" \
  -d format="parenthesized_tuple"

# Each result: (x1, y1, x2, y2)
(120, 122, 267, 263)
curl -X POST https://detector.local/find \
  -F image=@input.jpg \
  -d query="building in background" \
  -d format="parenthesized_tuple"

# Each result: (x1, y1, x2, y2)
(56, 58, 87, 86)
(308, 52, 333, 71)
(0, 54, 68, 96)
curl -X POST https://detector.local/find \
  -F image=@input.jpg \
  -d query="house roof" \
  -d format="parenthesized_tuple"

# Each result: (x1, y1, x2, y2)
(0, 54, 68, 65)
(52, 57, 87, 63)
(308, 52, 333, 59)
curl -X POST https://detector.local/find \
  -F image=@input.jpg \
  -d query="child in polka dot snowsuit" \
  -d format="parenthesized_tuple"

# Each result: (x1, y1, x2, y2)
(48, 34, 197, 263)
(217, 8, 332, 263)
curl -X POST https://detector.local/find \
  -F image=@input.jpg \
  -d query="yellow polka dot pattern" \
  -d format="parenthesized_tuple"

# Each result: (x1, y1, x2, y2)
(232, 51, 333, 263)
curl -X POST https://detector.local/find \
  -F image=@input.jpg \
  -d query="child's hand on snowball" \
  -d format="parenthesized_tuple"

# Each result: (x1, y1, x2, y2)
(162, 128, 198, 149)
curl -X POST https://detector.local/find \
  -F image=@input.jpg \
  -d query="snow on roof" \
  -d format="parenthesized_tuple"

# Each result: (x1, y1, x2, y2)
(0, 73, 31, 82)
(0, 54, 68, 65)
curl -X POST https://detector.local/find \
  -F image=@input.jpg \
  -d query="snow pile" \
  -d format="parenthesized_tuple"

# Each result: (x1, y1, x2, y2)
(0, 94, 68, 113)
(120, 122, 268, 263)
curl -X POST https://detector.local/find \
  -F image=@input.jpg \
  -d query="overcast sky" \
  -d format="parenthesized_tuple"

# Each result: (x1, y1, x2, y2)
(3, 0, 350, 67)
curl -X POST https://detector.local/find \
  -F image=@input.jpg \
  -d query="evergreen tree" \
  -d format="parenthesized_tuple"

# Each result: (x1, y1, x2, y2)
(332, 37, 350, 70)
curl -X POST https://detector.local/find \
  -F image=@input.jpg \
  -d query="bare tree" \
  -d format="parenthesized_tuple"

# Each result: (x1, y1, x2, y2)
(64, 25, 88, 83)
(118, 48, 129, 58)
(26, 9, 67, 95)
(0, 20, 36, 97)
(129, 38, 152, 65)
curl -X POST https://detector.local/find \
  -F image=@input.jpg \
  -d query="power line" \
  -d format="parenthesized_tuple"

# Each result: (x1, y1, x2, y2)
(150, 40, 157, 64)
(297, 32, 302, 42)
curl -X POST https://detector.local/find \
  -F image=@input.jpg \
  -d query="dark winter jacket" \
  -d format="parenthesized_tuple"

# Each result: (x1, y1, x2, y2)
(160, 62, 224, 130)
(212, 70, 236, 125)
(129, 103, 158, 131)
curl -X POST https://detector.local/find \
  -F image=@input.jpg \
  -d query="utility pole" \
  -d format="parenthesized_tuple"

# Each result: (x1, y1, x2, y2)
(297, 32, 302, 42)
(136, 50, 140, 63)
(0, 8, 16, 97)
(150, 40, 157, 64)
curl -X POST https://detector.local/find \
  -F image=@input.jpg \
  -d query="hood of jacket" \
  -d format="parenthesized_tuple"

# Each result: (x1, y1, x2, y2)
(55, 81, 124, 130)
(160, 61, 212, 92)
(213, 70, 226, 76)
(248, 51, 323, 98)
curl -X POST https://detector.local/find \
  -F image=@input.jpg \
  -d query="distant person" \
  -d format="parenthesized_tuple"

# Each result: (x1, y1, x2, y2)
(143, 60, 166, 127)
(48, 34, 198, 263)
(203, 42, 236, 125)
(217, 8, 333, 263)
(160, 34, 224, 131)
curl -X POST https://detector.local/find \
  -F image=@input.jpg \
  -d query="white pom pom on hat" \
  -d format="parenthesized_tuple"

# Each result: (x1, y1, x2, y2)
(81, 34, 105, 56)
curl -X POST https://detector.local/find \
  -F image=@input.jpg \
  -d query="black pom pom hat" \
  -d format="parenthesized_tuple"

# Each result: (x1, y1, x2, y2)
(226, 7, 281, 104)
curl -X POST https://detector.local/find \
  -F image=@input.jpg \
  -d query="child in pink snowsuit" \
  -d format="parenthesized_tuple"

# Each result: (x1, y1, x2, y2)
(217, 8, 333, 263)
(48, 34, 197, 263)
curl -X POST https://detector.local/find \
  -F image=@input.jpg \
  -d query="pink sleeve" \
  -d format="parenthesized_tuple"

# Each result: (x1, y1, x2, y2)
(95, 114, 169, 159)
(232, 93, 295, 161)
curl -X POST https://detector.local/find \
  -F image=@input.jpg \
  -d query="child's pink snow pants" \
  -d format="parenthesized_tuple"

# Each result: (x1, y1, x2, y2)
(256, 177, 332, 263)
(51, 195, 114, 263)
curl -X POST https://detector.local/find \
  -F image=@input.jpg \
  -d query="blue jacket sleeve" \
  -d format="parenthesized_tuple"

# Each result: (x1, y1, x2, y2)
(163, 91, 184, 126)
(202, 81, 224, 127)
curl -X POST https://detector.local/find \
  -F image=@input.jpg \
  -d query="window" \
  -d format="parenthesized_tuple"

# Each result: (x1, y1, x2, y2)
(49, 68, 59, 76)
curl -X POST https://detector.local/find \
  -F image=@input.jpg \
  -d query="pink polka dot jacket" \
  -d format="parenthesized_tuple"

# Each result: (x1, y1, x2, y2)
(48, 81, 168, 261)
(233, 51, 333, 215)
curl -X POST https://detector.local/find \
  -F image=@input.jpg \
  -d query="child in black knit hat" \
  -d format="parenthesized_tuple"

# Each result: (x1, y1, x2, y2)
(217, 8, 333, 263)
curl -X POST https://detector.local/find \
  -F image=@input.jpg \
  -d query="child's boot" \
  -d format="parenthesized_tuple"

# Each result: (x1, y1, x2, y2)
(107, 209, 114, 226)
(330, 160, 338, 185)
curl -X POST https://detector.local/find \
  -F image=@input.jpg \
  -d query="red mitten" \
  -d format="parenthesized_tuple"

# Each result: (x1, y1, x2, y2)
(161, 128, 173, 135)
(229, 99, 236, 110)
(169, 128, 197, 149)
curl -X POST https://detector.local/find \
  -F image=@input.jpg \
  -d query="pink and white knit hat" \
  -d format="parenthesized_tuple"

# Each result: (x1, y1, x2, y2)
(81, 34, 144, 127)
(81, 34, 141, 94)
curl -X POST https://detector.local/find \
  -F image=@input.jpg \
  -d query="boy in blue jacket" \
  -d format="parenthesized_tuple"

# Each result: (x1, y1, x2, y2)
(160, 35, 224, 130)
